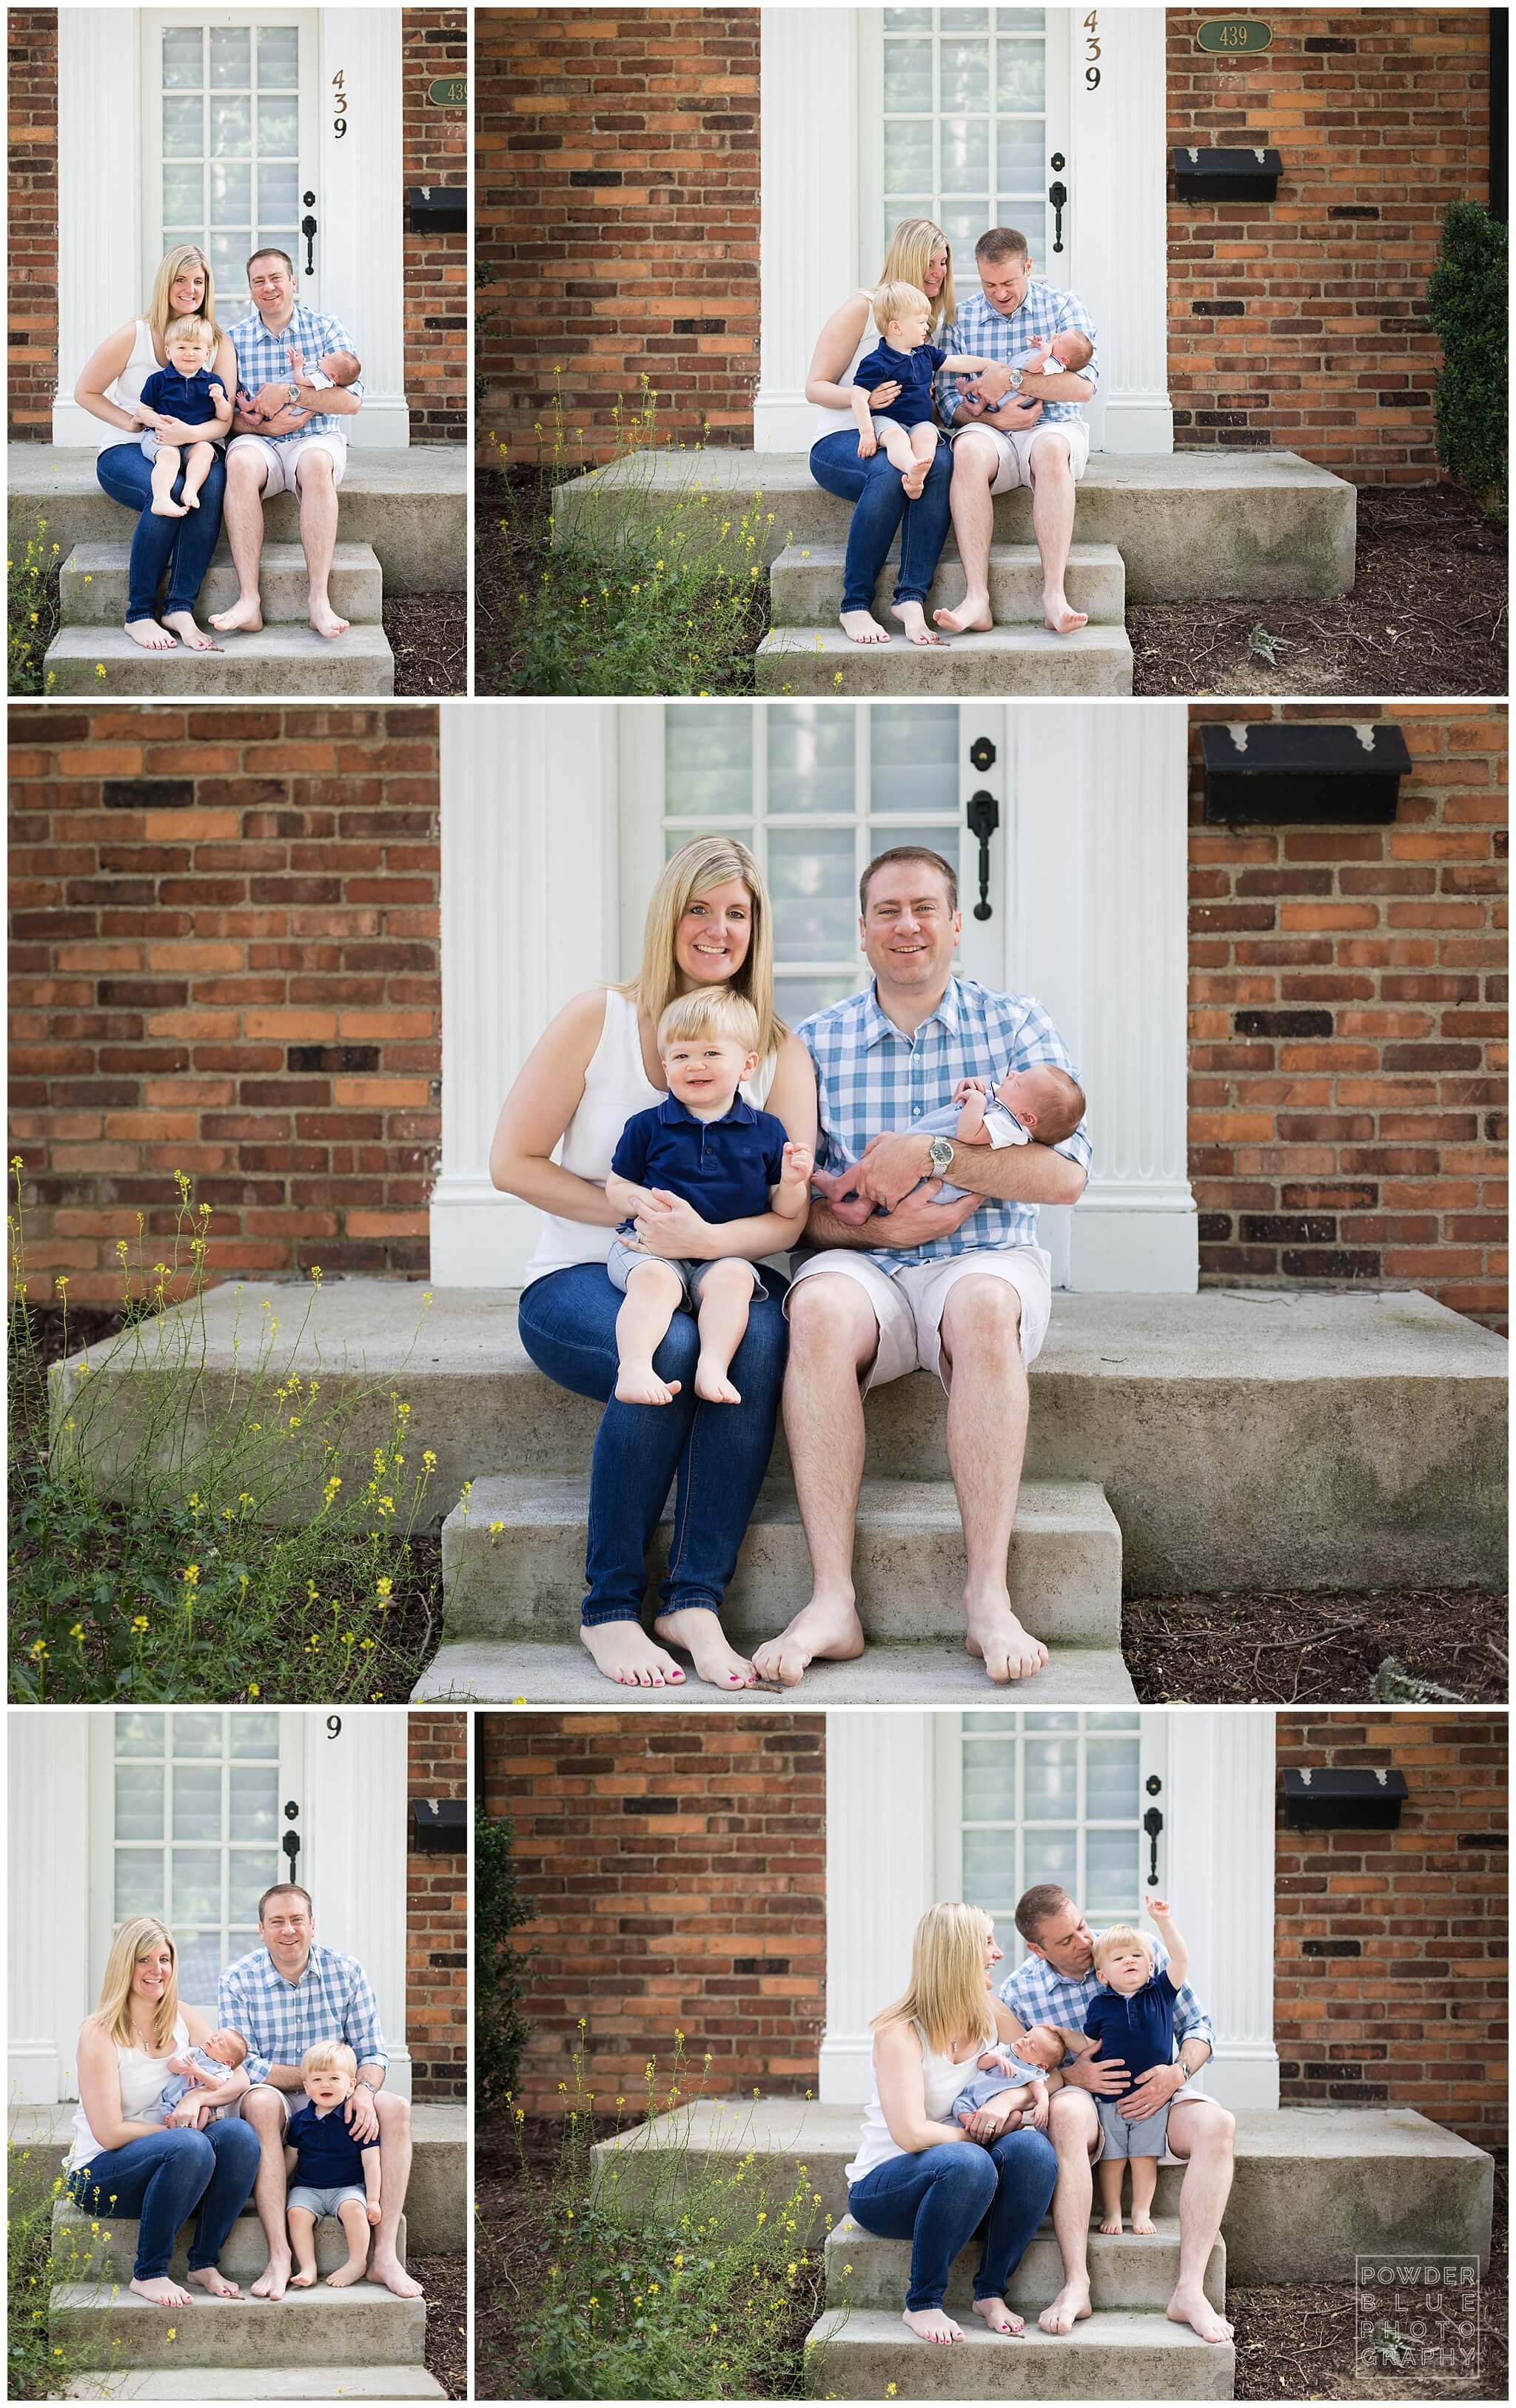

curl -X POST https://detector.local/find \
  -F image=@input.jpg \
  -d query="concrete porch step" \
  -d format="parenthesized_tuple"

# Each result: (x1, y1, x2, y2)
(768, 539, 1126, 626)
(41, 621, 395, 696)
(67, 2373, 444, 2400)
(51, 2199, 407, 2286)
(439, 1473, 1121, 1646)
(49, 2280, 426, 2370)
(827, 2213, 1224, 2315)
(58, 541, 383, 627)
(804, 2306, 1235, 2399)
(410, 1637, 1138, 1706)
(757, 619, 1133, 694)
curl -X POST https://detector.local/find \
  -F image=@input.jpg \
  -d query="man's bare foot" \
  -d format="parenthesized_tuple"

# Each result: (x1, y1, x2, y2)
(209, 594, 263, 634)
(368, 2250, 424, 2300)
(150, 495, 189, 517)
(694, 1357, 741, 1404)
(653, 1606, 757, 1689)
(1167, 2285, 1233, 2344)
(130, 2273, 193, 2307)
(933, 596, 992, 634)
(187, 2264, 239, 2298)
(1039, 2280, 1092, 2335)
(750, 1593, 865, 1687)
(1044, 593, 1088, 635)
(326, 2259, 369, 2289)
(160, 610, 218, 652)
(839, 608, 890, 645)
(1099, 2211, 1123, 2235)
(124, 617, 178, 652)
(1131, 2210, 1158, 2235)
(891, 599, 945, 646)
(614, 1362, 682, 1405)
(579, 1623, 686, 1689)
(971, 2296, 1024, 2336)
(965, 1593, 1049, 1682)
(309, 599, 350, 639)
(250, 2255, 291, 2301)
(902, 2307, 962, 2344)
(288, 2265, 317, 2288)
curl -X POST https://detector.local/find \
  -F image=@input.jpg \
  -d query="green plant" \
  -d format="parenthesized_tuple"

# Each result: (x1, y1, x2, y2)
(7, 519, 63, 695)
(1427, 201, 1508, 517)
(7, 2130, 123, 2398)
(475, 1807, 537, 2115)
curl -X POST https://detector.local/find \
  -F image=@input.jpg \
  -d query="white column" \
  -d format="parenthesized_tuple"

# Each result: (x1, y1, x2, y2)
(1070, 7, 1173, 454)
(304, 1709, 412, 2097)
(430, 703, 620, 1285)
(317, 10, 409, 444)
(9, 1713, 93, 2101)
(754, 8, 861, 453)
(1166, 1712, 1280, 2112)
(53, 10, 141, 445)
(820, 1712, 935, 2103)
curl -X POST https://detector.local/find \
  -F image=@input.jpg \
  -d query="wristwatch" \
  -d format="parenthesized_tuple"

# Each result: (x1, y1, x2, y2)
(286, 382, 301, 407)
(926, 1134, 956, 1176)
(1007, 366, 1024, 391)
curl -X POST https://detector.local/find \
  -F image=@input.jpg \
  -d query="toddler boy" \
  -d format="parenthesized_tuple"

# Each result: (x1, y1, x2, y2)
(133, 317, 231, 517)
(852, 281, 996, 497)
(1075, 1898, 1190, 2236)
(285, 2041, 382, 2290)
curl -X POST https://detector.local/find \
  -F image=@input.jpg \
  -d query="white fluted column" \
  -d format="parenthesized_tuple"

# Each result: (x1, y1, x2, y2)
(53, 10, 141, 445)
(819, 1713, 935, 2102)
(9, 1712, 93, 2101)
(318, 10, 408, 443)
(1167, 1714, 1280, 2110)
(1070, 7, 1173, 453)
(306, 1709, 412, 2096)
(754, 9, 861, 453)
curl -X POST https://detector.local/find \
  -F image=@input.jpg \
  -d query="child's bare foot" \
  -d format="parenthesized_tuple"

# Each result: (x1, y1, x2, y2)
(288, 2265, 318, 2288)
(187, 2265, 240, 2298)
(579, 1624, 686, 1689)
(614, 1362, 682, 1405)
(839, 608, 890, 645)
(653, 1606, 757, 1690)
(694, 1358, 741, 1404)
(124, 618, 178, 651)
(902, 463, 928, 500)
(1130, 2210, 1158, 2234)
(971, 2296, 1024, 2336)
(150, 494, 189, 517)
(1099, 2211, 1123, 2235)
(309, 599, 349, 639)
(326, 2259, 369, 2289)
(210, 594, 263, 634)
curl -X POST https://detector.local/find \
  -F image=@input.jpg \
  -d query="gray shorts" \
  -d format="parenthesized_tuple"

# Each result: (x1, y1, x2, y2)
(139, 429, 219, 459)
(1096, 2096, 1171, 2161)
(287, 2182, 368, 2222)
(607, 1240, 767, 1309)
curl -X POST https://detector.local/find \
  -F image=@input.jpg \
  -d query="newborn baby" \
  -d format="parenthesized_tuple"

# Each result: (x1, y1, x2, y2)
(812, 1061, 1085, 1225)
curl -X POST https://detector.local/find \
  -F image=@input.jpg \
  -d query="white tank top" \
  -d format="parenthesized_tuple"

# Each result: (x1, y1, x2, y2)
(520, 987, 779, 1289)
(67, 2013, 188, 2169)
(845, 2017, 996, 2184)
(96, 320, 161, 454)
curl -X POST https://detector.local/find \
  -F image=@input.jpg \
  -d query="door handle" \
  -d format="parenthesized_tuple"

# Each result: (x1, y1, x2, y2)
(1142, 1806, 1164, 1886)
(283, 1797, 301, 1876)
(1048, 179, 1068, 255)
(965, 790, 999, 921)
(301, 212, 318, 277)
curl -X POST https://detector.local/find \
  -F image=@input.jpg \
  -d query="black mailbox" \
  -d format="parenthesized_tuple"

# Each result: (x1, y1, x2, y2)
(410, 1797, 468, 1852)
(1201, 722, 1412, 824)
(1282, 1767, 1409, 1830)
(406, 186, 466, 235)
(1173, 146, 1284, 202)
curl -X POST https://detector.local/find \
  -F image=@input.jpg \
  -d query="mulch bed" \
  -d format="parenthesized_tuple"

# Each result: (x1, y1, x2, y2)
(386, 592, 467, 696)
(1130, 482, 1507, 696)
(414, 2251, 469, 2400)
(1124, 1592, 1508, 1704)
(474, 2112, 618, 2404)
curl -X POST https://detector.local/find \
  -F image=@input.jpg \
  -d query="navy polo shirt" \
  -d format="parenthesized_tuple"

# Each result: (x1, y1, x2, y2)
(853, 340, 948, 430)
(611, 1093, 789, 1231)
(1082, 1968, 1181, 2111)
(138, 366, 227, 422)
(287, 2099, 377, 2190)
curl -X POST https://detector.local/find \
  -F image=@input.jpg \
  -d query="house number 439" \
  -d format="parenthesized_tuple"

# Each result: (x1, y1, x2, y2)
(332, 67, 349, 137)
(1084, 10, 1101, 90)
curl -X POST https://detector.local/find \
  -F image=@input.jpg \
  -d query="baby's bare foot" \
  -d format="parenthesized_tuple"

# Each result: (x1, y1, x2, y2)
(614, 1363, 682, 1406)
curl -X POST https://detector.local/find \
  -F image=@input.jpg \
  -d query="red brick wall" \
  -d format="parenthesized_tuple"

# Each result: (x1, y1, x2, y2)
(402, 8, 468, 443)
(7, 7, 58, 436)
(1187, 704, 1509, 1331)
(480, 1713, 826, 2115)
(1274, 1712, 1506, 2150)
(407, 1709, 469, 2101)
(8, 707, 441, 1303)
(475, 7, 761, 463)
(1167, 10, 1492, 479)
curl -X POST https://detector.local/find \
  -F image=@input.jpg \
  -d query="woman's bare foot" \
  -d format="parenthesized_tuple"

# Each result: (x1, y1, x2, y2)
(124, 617, 178, 651)
(653, 1606, 757, 1689)
(694, 1357, 741, 1404)
(891, 599, 945, 646)
(1167, 2284, 1233, 2344)
(250, 2253, 291, 2301)
(750, 1591, 865, 1686)
(614, 1363, 682, 1405)
(1099, 2211, 1123, 2235)
(160, 610, 218, 652)
(326, 2259, 369, 2289)
(287, 2265, 318, 2288)
(971, 2296, 1024, 2336)
(309, 599, 350, 639)
(150, 495, 189, 517)
(1044, 592, 1088, 635)
(1130, 2210, 1158, 2235)
(130, 2273, 192, 2308)
(187, 2264, 239, 2298)
(839, 608, 891, 645)
(965, 1592, 1049, 1682)
(903, 2306, 963, 2344)
(933, 595, 992, 635)
(579, 1623, 686, 1689)
(1039, 2279, 1092, 2335)
(209, 593, 263, 634)
(368, 2248, 424, 2299)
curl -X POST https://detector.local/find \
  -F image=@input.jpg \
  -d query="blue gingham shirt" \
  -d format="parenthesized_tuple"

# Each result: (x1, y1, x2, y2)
(999, 1937, 1215, 2068)
(227, 303, 363, 443)
(797, 975, 1091, 1272)
(218, 1942, 387, 2088)
(936, 282, 1099, 426)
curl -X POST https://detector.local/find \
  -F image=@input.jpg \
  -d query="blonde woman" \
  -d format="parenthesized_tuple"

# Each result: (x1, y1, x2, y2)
(64, 1917, 261, 2308)
(492, 836, 818, 1692)
(845, 1903, 1057, 2346)
(73, 244, 238, 653)
(805, 218, 958, 648)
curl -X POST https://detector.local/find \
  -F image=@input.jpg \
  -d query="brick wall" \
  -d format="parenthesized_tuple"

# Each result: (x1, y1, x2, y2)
(475, 7, 760, 463)
(479, 1713, 826, 2115)
(402, 8, 468, 443)
(1274, 1712, 1506, 2150)
(1167, 10, 1492, 478)
(8, 707, 441, 1302)
(407, 1709, 469, 2101)
(7, 7, 58, 436)
(1187, 704, 1508, 1331)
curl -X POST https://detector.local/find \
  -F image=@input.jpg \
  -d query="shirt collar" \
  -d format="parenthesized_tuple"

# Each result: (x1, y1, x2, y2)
(656, 1090, 757, 1128)
(859, 977, 962, 1047)
(262, 1940, 323, 1989)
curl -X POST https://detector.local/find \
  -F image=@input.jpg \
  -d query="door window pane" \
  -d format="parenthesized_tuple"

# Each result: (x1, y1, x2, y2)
(210, 95, 253, 157)
(173, 1714, 223, 1760)
(172, 1849, 223, 1926)
(963, 1829, 1019, 1911)
(163, 164, 206, 227)
(997, 44, 1047, 110)
(164, 95, 203, 158)
(115, 1765, 163, 1843)
(767, 829, 857, 963)
(161, 27, 204, 89)
(1022, 1827, 1076, 1891)
(229, 1853, 273, 1923)
(230, 1712, 281, 1759)
(768, 706, 856, 815)
(1086, 1736, 1139, 1824)
(115, 1712, 165, 1757)
(1086, 1826, 1138, 1920)
(884, 121, 933, 193)
(258, 95, 299, 155)
(665, 707, 752, 818)
(870, 705, 960, 813)
(176, 1932, 223, 2011)
(211, 161, 253, 224)
(1023, 1733, 1079, 1820)
(961, 1743, 1018, 1823)
(941, 118, 990, 195)
(883, 39, 933, 111)
(258, 160, 300, 219)
(776, 975, 854, 1026)
(230, 1765, 278, 1842)
(115, 1852, 164, 1921)
(258, 26, 300, 87)
(172, 1760, 222, 1841)
(996, 120, 1044, 194)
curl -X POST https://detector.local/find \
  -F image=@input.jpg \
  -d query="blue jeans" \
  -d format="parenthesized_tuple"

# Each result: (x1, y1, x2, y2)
(95, 440, 227, 623)
(808, 429, 953, 613)
(848, 2129, 1058, 2313)
(67, 2121, 261, 2279)
(516, 1260, 788, 1627)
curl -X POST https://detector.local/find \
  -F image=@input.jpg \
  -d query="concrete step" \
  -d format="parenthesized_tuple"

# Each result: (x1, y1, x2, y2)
(50, 2280, 426, 2370)
(7, 443, 465, 596)
(550, 447, 1356, 601)
(590, 2101, 1495, 2286)
(827, 2213, 1224, 2314)
(67, 2374, 444, 2401)
(440, 1473, 1121, 1645)
(411, 1638, 1138, 1706)
(757, 619, 1133, 695)
(804, 2305, 1235, 2399)
(769, 540, 1126, 627)
(42, 622, 394, 696)
(59, 541, 384, 627)
(51, 2199, 406, 2286)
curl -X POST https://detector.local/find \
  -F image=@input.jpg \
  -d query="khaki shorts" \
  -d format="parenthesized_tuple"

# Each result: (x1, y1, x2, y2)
(954, 414, 1090, 494)
(785, 1245, 1053, 1393)
(235, 2084, 308, 2125)
(228, 430, 346, 497)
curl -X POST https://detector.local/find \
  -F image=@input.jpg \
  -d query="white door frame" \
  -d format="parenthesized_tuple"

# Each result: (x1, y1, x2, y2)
(54, 6, 409, 446)
(754, 6, 1173, 455)
(7, 1712, 93, 2105)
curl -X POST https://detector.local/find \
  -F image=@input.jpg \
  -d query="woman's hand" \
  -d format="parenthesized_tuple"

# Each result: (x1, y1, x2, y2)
(870, 380, 902, 408)
(628, 1189, 712, 1258)
(167, 2099, 209, 2129)
(150, 414, 200, 445)
(962, 2094, 1021, 2142)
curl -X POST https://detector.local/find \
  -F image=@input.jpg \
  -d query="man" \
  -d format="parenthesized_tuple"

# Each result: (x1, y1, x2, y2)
(218, 1882, 422, 2301)
(750, 846, 1090, 1689)
(933, 226, 1098, 639)
(996, 1883, 1235, 2346)
(211, 249, 363, 642)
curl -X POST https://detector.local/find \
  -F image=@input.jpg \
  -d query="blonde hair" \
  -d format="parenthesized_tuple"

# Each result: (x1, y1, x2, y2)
(90, 1917, 181, 2055)
(303, 2040, 358, 2080)
(873, 281, 931, 339)
(657, 988, 760, 1056)
(147, 246, 220, 351)
(621, 835, 785, 1066)
(164, 315, 215, 355)
(1093, 1923, 1153, 1977)
(871, 1902, 999, 2056)
(879, 218, 956, 338)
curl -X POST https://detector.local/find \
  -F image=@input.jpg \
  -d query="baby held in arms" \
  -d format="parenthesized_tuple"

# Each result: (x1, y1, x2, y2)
(811, 1061, 1086, 1225)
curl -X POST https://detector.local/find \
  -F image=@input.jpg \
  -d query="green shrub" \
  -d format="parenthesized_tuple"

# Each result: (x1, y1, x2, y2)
(7, 519, 62, 695)
(1427, 201, 1508, 516)
(475, 1807, 536, 2114)
(7, 2136, 121, 2398)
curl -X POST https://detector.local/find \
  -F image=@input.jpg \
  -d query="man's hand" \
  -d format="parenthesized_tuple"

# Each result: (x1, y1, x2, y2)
(344, 2085, 380, 2144)
(985, 394, 1044, 431)
(252, 403, 315, 437)
(853, 1129, 936, 1210)
(1063, 2049, 1129, 2097)
(1121, 2060, 1187, 2124)
(253, 380, 295, 418)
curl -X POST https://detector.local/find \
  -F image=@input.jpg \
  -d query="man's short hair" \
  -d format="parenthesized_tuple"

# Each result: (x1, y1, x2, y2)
(258, 1882, 315, 1923)
(976, 226, 1031, 266)
(872, 280, 931, 337)
(859, 846, 959, 917)
(657, 988, 761, 1057)
(246, 246, 295, 280)
(1014, 1883, 1073, 1945)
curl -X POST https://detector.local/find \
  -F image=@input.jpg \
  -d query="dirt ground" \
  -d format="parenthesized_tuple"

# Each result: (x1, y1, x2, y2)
(1124, 1591, 1508, 1705)
(414, 2249, 469, 2399)
(386, 591, 467, 695)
